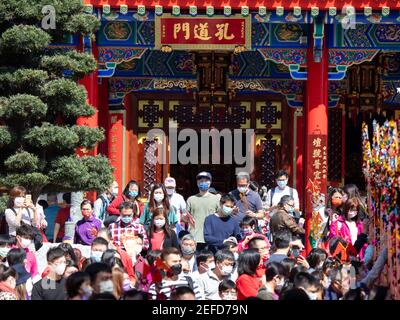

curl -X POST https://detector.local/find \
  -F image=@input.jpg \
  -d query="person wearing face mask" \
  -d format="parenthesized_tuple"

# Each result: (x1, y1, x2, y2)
(329, 198, 363, 246)
(186, 172, 221, 251)
(229, 172, 265, 223)
(93, 181, 119, 225)
(0, 235, 13, 266)
(270, 195, 305, 237)
(82, 237, 109, 269)
(14, 225, 39, 282)
(180, 234, 198, 275)
(293, 272, 320, 300)
(265, 170, 300, 218)
(218, 279, 237, 300)
(31, 247, 67, 300)
(139, 183, 178, 228)
(66, 271, 93, 300)
(5, 186, 39, 237)
(197, 249, 235, 300)
(238, 216, 270, 252)
(148, 211, 179, 251)
(164, 177, 186, 228)
(108, 202, 149, 251)
(106, 180, 144, 225)
(203, 194, 241, 253)
(257, 262, 286, 300)
(193, 250, 215, 281)
(0, 265, 18, 300)
(148, 247, 203, 300)
(74, 200, 102, 246)
(84, 262, 115, 297)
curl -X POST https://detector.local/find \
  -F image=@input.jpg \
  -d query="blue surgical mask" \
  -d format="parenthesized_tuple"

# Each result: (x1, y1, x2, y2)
(286, 206, 294, 215)
(121, 216, 133, 224)
(277, 180, 287, 189)
(129, 191, 138, 198)
(198, 182, 210, 192)
(91, 251, 103, 263)
(222, 205, 233, 216)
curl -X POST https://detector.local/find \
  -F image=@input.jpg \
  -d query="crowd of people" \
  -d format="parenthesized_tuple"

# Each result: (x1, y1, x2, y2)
(0, 170, 390, 300)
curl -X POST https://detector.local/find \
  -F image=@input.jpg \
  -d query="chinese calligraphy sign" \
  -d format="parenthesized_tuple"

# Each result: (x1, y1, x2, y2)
(155, 14, 251, 50)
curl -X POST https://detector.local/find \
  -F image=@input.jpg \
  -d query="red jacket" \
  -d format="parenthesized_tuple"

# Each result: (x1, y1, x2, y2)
(106, 195, 144, 216)
(236, 274, 262, 300)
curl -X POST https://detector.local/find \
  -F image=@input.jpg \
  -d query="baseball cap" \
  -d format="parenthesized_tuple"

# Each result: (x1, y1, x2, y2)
(196, 171, 212, 180)
(164, 177, 176, 188)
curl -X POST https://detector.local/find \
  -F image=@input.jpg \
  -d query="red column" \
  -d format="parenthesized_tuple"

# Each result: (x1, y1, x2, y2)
(77, 37, 99, 202)
(304, 38, 328, 254)
(98, 78, 109, 156)
(294, 110, 305, 209)
(107, 109, 125, 190)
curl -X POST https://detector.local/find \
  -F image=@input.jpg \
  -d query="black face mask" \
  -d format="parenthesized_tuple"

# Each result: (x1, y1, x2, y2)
(170, 264, 182, 276)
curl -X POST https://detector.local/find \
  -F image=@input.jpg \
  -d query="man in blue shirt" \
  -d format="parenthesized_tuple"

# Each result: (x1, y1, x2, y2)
(229, 172, 265, 223)
(203, 194, 241, 253)
(44, 193, 61, 242)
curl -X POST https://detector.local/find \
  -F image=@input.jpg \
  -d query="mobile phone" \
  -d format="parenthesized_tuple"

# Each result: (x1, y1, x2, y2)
(25, 194, 32, 204)
(292, 246, 300, 258)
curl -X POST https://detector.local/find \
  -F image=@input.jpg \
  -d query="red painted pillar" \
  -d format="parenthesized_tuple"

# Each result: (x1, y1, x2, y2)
(304, 36, 328, 254)
(294, 109, 304, 209)
(77, 37, 99, 202)
(98, 78, 109, 156)
(107, 107, 126, 190)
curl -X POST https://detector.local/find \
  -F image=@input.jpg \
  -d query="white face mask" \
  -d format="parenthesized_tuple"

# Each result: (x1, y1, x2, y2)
(154, 194, 164, 202)
(219, 264, 233, 276)
(233, 252, 239, 261)
(134, 245, 143, 256)
(208, 262, 216, 270)
(308, 292, 318, 300)
(53, 263, 66, 276)
(111, 187, 119, 196)
(154, 219, 166, 228)
(348, 211, 358, 219)
(166, 188, 175, 196)
(99, 280, 114, 293)
(237, 186, 248, 194)
(14, 197, 25, 208)
(20, 238, 32, 249)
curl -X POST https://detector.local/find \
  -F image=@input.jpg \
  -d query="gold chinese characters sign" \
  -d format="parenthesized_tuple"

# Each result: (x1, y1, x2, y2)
(155, 14, 251, 50)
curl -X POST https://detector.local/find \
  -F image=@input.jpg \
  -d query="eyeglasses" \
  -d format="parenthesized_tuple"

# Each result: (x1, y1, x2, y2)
(287, 204, 295, 208)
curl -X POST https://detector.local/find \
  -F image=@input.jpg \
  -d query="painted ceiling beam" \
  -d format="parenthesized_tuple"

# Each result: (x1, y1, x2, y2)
(84, 0, 400, 10)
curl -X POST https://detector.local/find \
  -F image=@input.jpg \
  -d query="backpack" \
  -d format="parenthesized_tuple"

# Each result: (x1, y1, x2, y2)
(270, 187, 294, 207)
(97, 195, 109, 221)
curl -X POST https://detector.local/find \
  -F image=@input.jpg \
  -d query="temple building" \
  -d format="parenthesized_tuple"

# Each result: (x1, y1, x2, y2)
(68, 1, 400, 251)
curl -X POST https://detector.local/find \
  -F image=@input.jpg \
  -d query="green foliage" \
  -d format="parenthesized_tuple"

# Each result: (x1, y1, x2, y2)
(0, 0, 113, 195)
(0, 25, 50, 55)
(23, 123, 79, 151)
(0, 194, 8, 215)
(4, 151, 39, 173)
(0, 69, 48, 95)
(1, 172, 49, 191)
(0, 126, 12, 147)
(41, 51, 97, 80)
(72, 126, 105, 149)
(64, 13, 101, 36)
(1, 94, 47, 121)
(48, 155, 113, 192)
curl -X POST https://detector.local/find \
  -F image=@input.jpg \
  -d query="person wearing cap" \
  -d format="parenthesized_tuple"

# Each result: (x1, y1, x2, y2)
(204, 194, 241, 254)
(164, 177, 187, 227)
(186, 171, 221, 251)
(229, 172, 265, 224)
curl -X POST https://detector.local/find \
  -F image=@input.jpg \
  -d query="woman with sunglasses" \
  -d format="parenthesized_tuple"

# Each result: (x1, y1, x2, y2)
(269, 195, 305, 238)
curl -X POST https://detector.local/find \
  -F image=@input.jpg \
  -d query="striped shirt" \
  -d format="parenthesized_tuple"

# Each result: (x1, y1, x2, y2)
(108, 219, 149, 250)
(148, 275, 203, 300)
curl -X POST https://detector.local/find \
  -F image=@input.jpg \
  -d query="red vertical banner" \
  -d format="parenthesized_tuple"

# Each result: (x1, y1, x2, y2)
(108, 112, 125, 189)
(305, 37, 328, 253)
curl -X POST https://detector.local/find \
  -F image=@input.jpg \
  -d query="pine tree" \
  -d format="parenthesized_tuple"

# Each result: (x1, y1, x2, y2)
(0, 0, 114, 209)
